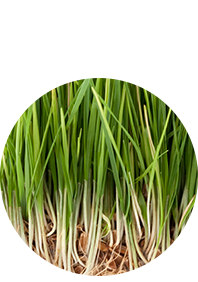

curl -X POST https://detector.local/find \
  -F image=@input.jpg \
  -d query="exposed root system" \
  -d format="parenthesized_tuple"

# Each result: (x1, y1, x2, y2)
(21, 216, 170, 276)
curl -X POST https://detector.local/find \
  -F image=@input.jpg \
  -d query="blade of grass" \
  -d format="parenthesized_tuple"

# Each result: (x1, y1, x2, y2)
(95, 90, 146, 174)
(27, 110, 52, 211)
(29, 79, 90, 210)
(92, 86, 130, 215)
(116, 84, 126, 172)
(178, 195, 196, 232)
(194, 177, 198, 272)
(146, 108, 172, 239)
(15, 117, 25, 212)
(186, 152, 197, 271)
(66, 79, 91, 129)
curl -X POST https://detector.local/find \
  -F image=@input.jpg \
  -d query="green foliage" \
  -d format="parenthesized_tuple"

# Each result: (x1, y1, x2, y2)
(0, 78, 197, 271)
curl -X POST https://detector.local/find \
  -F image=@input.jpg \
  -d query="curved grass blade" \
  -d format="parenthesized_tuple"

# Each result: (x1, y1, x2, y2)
(29, 79, 90, 211)
(93, 90, 146, 173)
(91, 87, 130, 215)
(178, 195, 196, 232)
(66, 79, 91, 129)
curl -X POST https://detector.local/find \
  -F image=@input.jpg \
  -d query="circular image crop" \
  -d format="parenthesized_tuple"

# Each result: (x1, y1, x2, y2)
(0, 78, 197, 275)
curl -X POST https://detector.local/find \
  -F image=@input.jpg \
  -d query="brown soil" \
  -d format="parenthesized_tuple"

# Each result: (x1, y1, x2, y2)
(24, 221, 151, 276)
(22, 218, 171, 276)
(74, 228, 131, 275)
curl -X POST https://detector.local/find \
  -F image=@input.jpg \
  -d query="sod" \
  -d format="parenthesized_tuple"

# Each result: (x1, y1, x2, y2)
(0, 78, 197, 275)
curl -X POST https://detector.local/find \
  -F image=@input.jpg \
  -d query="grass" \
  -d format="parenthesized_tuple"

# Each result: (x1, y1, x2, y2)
(0, 78, 197, 275)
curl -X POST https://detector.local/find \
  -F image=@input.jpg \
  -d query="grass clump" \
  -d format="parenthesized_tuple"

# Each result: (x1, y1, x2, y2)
(0, 78, 197, 275)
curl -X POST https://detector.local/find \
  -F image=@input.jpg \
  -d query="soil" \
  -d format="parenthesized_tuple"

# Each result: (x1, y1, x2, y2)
(22, 216, 173, 276)
(74, 228, 131, 275)
(19, 182, 176, 275)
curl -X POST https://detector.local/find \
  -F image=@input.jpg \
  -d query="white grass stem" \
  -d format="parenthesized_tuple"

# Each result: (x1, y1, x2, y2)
(116, 190, 123, 245)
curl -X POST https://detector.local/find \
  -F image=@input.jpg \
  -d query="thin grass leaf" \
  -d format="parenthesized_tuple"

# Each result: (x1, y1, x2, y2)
(27, 111, 52, 211)
(66, 79, 91, 129)
(15, 117, 25, 210)
(189, 154, 198, 201)
(95, 91, 146, 173)
(92, 87, 130, 214)
(178, 195, 196, 232)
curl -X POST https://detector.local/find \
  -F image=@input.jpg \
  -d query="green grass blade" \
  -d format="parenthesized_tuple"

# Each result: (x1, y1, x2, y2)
(147, 108, 172, 236)
(92, 87, 130, 214)
(189, 153, 198, 200)
(95, 90, 146, 173)
(66, 79, 90, 128)
(178, 195, 196, 232)
(15, 117, 25, 209)
(32, 102, 43, 214)
(194, 177, 198, 272)
(28, 109, 52, 212)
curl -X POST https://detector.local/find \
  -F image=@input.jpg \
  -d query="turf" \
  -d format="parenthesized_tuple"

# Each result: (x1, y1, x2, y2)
(0, 78, 197, 275)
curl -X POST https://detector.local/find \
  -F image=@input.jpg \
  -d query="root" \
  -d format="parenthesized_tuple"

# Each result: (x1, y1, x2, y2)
(19, 216, 166, 276)
(11, 203, 172, 276)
